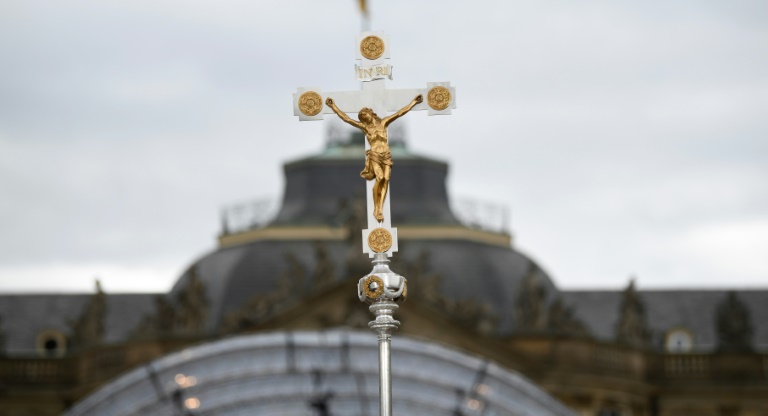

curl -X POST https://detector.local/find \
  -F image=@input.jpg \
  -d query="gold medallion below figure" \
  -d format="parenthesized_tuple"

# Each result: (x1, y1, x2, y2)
(368, 228, 393, 253)
(325, 94, 423, 223)
(298, 91, 323, 116)
(427, 86, 452, 111)
(363, 275, 384, 300)
(360, 35, 385, 60)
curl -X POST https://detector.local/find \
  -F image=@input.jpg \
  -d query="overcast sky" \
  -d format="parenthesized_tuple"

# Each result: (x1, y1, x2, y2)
(1, 0, 766, 293)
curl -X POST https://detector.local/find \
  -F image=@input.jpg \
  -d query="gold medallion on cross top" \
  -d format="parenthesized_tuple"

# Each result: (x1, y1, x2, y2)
(360, 35, 385, 60)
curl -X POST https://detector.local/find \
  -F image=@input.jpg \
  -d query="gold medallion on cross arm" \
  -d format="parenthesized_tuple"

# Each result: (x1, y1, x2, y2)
(427, 86, 452, 111)
(368, 228, 393, 253)
(360, 36, 385, 60)
(298, 91, 323, 116)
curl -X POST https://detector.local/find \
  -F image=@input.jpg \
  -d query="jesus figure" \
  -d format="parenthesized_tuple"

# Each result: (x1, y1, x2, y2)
(325, 94, 423, 223)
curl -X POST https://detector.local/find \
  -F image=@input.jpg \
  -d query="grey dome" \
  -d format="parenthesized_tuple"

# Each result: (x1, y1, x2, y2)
(171, 137, 561, 335)
(63, 329, 575, 416)
(274, 137, 459, 226)
(172, 239, 557, 335)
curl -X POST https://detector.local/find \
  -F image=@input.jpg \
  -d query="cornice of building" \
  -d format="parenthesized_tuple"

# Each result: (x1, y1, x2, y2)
(218, 225, 512, 249)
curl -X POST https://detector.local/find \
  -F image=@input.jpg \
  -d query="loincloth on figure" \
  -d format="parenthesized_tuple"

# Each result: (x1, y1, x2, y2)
(360, 150, 393, 180)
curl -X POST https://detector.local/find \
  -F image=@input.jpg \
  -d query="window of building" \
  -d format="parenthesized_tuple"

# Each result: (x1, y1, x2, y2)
(665, 328, 693, 353)
(35, 329, 67, 358)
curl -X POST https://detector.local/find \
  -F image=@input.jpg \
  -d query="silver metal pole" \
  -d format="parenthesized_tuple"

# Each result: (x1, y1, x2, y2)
(378, 333, 392, 416)
(359, 253, 406, 416)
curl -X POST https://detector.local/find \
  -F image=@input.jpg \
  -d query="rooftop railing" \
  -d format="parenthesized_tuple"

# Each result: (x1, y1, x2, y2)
(220, 196, 511, 236)
(450, 197, 510, 235)
(0, 357, 75, 384)
(220, 198, 279, 235)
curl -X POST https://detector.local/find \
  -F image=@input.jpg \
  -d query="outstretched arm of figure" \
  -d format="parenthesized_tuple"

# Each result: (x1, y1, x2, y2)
(326, 98, 363, 129)
(383, 94, 423, 127)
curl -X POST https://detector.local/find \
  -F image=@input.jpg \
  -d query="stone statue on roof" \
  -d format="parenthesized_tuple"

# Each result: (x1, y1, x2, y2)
(176, 267, 208, 334)
(0, 315, 6, 354)
(516, 264, 548, 331)
(71, 280, 107, 348)
(716, 291, 753, 352)
(616, 279, 651, 347)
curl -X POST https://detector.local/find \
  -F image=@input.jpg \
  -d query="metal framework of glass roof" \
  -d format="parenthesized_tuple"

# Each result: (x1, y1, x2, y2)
(64, 329, 574, 416)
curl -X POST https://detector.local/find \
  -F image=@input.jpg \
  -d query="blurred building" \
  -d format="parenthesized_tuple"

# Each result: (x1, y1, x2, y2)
(0, 132, 766, 416)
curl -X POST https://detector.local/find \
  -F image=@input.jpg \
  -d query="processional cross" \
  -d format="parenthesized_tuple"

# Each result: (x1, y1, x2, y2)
(292, 31, 455, 416)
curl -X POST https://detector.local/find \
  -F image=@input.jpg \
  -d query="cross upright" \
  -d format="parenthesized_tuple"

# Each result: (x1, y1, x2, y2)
(292, 31, 456, 258)
(293, 31, 456, 416)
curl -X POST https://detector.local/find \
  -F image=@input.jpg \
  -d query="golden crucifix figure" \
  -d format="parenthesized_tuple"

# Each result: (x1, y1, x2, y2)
(326, 94, 423, 222)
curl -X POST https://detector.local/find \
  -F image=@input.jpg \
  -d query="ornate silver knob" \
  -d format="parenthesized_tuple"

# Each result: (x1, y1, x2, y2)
(358, 253, 407, 304)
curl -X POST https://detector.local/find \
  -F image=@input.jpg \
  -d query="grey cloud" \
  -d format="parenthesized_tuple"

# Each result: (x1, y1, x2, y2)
(0, 0, 766, 291)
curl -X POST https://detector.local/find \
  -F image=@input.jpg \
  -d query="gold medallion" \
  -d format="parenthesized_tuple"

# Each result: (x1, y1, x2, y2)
(298, 91, 323, 116)
(368, 228, 393, 253)
(363, 275, 384, 300)
(427, 86, 452, 111)
(360, 35, 385, 60)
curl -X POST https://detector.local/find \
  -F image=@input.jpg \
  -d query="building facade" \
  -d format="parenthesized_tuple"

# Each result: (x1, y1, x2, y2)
(1, 133, 766, 415)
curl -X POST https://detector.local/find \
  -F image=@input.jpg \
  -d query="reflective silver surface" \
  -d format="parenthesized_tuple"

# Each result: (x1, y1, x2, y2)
(378, 333, 391, 416)
(358, 252, 406, 416)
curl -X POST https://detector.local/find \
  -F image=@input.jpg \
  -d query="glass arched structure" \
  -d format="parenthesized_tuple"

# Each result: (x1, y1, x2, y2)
(64, 329, 574, 416)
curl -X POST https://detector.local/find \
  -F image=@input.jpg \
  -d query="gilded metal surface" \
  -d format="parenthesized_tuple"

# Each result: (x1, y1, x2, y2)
(298, 91, 323, 116)
(368, 228, 393, 253)
(363, 275, 385, 300)
(360, 35, 385, 60)
(326, 95, 422, 222)
(427, 86, 452, 111)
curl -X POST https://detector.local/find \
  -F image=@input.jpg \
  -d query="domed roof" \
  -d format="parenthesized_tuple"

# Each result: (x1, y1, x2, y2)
(64, 329, 575, 416)
(170, 135, 561, 335)
(273, 133, 459, 226)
